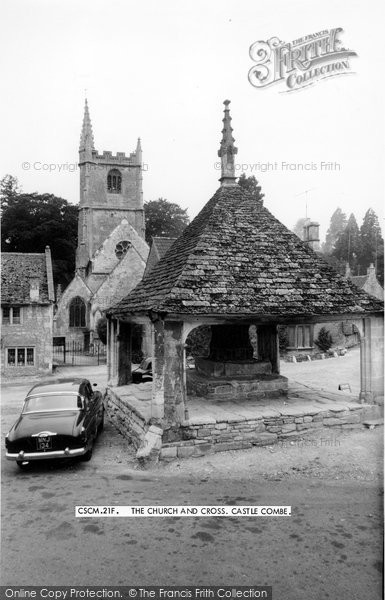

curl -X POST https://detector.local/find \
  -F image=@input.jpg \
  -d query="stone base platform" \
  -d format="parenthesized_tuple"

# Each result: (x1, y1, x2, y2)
(187, 370, 288, 401)
(105, 381, 383, 462)
(161, 386, 383, 459)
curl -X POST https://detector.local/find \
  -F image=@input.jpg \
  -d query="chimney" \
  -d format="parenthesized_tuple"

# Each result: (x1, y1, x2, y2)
(345, 262, 352, 278)
(303, 220, 320, 251)
(367, 263, 376, 279)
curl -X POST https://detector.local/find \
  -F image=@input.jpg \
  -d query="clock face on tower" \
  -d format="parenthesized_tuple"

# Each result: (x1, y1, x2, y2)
(115, 240, 131, 259)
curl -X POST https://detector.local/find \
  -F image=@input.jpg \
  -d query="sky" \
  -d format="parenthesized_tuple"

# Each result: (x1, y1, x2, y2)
(1, 0, 384, 241)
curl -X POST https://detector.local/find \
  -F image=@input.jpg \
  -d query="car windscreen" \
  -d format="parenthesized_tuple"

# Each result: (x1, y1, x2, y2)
(23, 394, 82, 413)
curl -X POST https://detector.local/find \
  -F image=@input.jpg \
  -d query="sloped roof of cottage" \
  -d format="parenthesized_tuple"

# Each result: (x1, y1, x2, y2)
(108, 184, 383, 319)
(1, 249, 55, 305)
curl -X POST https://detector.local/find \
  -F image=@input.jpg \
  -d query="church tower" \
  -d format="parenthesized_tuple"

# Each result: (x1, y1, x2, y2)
(76, 100, 145, 275)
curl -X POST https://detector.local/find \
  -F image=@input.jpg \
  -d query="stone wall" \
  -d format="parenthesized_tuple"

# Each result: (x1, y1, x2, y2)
(160, 402, 380, 460)
(1, 304, 53, 377)
(105, 387, 148, 449)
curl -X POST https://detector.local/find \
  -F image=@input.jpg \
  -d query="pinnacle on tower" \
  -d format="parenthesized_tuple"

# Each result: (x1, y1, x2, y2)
(79, 98, 95, 153)
(136, 137, 142, 163)
(218, 99, 238, 186)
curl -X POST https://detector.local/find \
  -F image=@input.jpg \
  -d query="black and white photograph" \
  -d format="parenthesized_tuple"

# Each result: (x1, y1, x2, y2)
(1, 1, 384, 599)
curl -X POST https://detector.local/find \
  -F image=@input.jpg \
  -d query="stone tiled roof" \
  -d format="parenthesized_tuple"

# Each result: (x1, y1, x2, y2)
(108, 185, 383, 319)
(144, 237, 177, 277)
(1, 251, 54, 305)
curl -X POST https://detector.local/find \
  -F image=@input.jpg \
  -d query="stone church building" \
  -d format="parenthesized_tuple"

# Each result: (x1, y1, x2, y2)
(54, 101, 149, 347)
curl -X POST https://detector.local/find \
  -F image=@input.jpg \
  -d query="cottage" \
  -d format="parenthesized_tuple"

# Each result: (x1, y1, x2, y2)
(348, 263, 384, 301)
(106, 101, 384, 460)
(1, 247, 55, 377)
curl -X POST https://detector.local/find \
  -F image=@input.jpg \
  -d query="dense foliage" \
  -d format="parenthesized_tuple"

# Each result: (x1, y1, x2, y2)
(322, 207, 384, 285)
(238, 173, 265, 201)
(1, 175, 78, 289)
(314, 327, 333, 352)
(144, 198, 189, 244)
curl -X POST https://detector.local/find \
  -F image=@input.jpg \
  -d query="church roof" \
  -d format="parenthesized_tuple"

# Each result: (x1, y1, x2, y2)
(144, 237, 178, 277)
(108, 185, 383, 319)
(1, 248, 55, 305)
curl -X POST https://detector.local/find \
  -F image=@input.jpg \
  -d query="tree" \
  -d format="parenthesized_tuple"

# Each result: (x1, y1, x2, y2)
(292, 218, 308, 241)
(96, 316, 107, 345)
(144, 198, 189, 244)
(0, 174, 21, 206)
(238, 173, 265, 201)
(314, 327, 333, 352)
(323, 208, 347, 254)
(332, 213, 361, 273)
(359, 208, 384, 282)
(1, 176, 78, 289)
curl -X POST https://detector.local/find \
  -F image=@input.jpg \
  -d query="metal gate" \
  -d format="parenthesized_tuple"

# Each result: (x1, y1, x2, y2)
(53, 340, 107, 366)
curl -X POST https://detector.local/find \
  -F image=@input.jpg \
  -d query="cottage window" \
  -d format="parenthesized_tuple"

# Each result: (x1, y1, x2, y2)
(288, 325, 313, 349)
(7, 347, 35, 367)
(69, 297, 86, 328)
(107, 169, 122, 193)
(2, 306, 21, 324)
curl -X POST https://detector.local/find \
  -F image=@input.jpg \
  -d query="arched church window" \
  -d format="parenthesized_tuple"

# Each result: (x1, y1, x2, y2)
(107, 169, 122, 193)
(69, 297, 86, 328)
(115, 240, 131, 259)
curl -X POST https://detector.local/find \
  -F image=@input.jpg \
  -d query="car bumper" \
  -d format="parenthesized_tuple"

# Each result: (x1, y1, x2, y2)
(6, 447, 87, 461)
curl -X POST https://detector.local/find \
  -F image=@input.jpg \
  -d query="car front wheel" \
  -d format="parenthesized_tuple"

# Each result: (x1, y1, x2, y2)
(97, 410, 105, 434)
(16, 461, 30, 470)
(81, 446, 93, 461)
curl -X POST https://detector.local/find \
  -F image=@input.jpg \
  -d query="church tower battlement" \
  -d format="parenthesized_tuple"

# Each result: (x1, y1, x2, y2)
(76, 100, 145, 273)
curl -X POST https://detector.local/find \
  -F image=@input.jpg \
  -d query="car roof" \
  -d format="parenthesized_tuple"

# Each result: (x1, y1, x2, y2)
(27, 378, 89, 396)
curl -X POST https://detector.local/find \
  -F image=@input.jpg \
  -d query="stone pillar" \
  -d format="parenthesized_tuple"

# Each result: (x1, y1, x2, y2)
(257, 324, 280, 374)
(118, 322, 132, 386)
(163, 321, 186, 427)
(108, 319, 119, 385)
(142, 322, 153, 358)
(107, 318, 111, 381)
(360, 315, 384, 403)
(151, 319, 165, 423)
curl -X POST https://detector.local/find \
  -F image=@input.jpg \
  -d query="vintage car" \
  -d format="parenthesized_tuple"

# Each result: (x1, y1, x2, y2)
(5, 378, 104, 469)
(131, 357, 153, 383)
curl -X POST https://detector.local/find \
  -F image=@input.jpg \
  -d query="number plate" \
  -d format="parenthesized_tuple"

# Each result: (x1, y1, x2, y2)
(37, 435, 52, 451)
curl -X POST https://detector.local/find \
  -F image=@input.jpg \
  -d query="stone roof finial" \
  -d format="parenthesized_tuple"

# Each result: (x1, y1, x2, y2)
(79, 98, 95, 153)
(218, 99, 238, 186)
